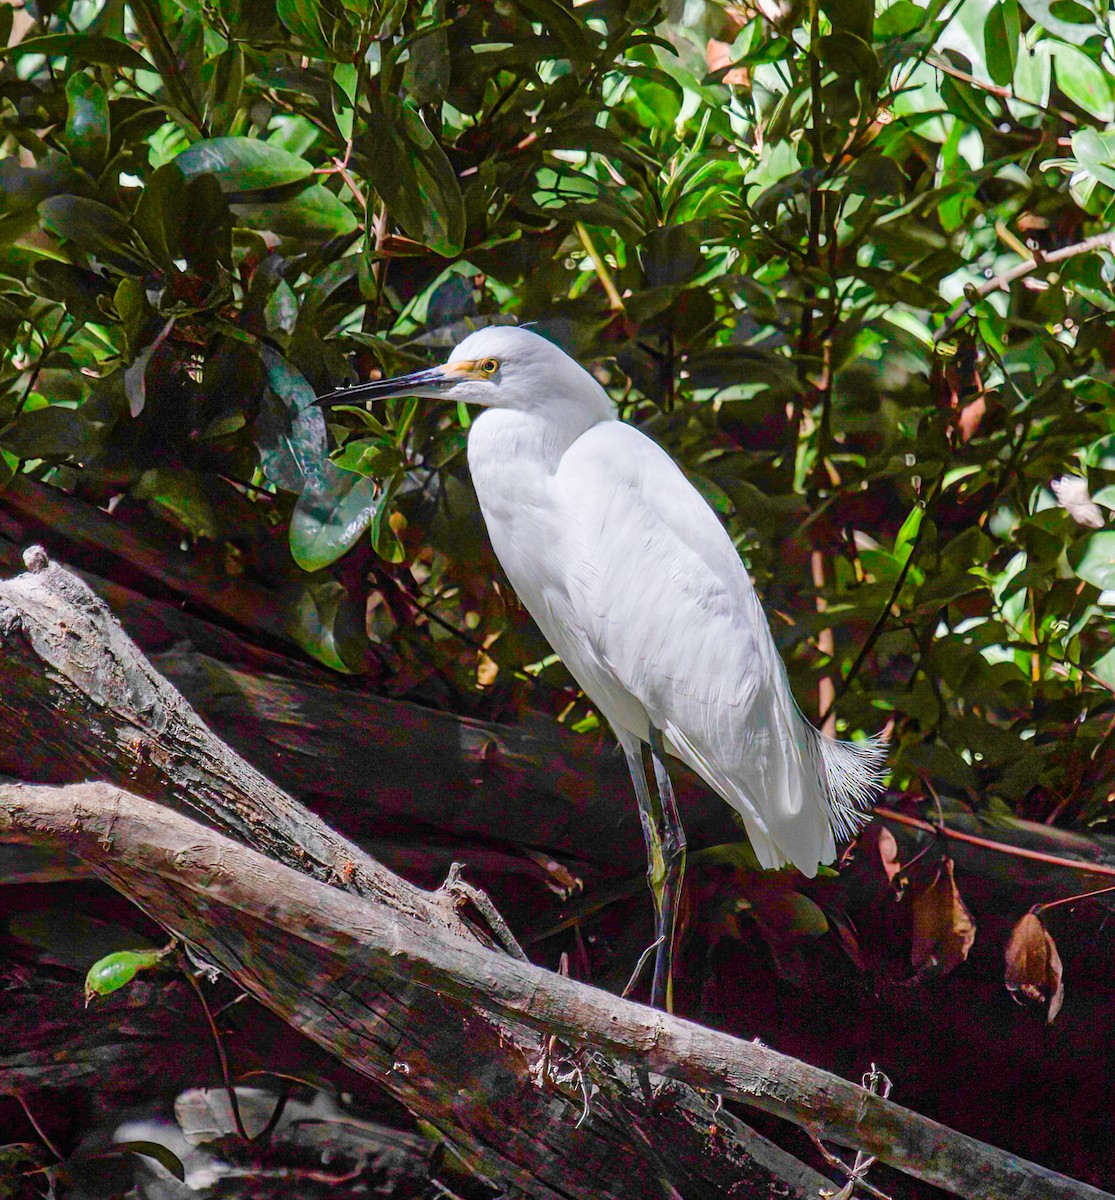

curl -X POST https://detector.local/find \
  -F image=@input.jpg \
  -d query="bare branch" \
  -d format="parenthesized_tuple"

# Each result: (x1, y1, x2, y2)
(2, 780, 1109, 1200)
(936, 229, 1115, 342)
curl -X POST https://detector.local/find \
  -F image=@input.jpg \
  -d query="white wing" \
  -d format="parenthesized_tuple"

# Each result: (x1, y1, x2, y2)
(553, 420, 883, 876)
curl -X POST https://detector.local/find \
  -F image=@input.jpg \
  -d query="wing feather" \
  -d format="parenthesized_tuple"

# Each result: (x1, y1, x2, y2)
(554, 421, 883, 875)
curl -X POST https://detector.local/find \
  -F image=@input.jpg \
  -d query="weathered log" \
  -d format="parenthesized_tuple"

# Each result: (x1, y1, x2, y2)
(1, 782, 829, 1200)
(0, 546, 453, 928)
(0, 552, 827, 1198)
(3, 780, 1111, 1200)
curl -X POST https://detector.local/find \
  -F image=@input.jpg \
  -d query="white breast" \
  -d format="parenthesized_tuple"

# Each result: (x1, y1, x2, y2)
(466, 409, 649, 735)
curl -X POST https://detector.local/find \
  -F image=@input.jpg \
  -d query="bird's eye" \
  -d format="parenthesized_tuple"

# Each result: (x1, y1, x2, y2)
(479, 358, 500, 376)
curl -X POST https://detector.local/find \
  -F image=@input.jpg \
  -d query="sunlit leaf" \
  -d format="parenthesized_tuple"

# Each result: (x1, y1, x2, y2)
(1072, 531, 1115, 591)
(175, 136, 316, 192)
(1052, 44, 1115, 122)
(290, 459, 379, 571)
(1, 32, 152, 70)
(84, 947, 170, 1005)
(232, 184, 357, 239)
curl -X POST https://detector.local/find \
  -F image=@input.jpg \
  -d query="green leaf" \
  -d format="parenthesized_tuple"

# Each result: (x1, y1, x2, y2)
(29, 261, 113, 325)
(132, 468, 220, 539)
(984, 0, 1020, 88)
(124, 318, 175, 418)
(0, 152, 82, 213)
(895, 505, 925, 559)
(290, 459, 379, 571)
(84, 947, 169, 1005)
(822, 0, 872, 40)
(0, 404, 105, 460)
(875, 1, 926, 37)
(174, 136, 316, 193)
(1, 33, 152, 71)
(133, 163, 189, 265)
(357, 97, 465, 256)
(1052, 44, 1115, 122)
(256, 347, 325, 489)
(1067, 129, 1115, 191)
(277, 0, 333, 55)
(1091, 645, 1115, 689)
(370, 473, 405, 562)
(64, 74, 110, 174)
(38, 195, 151, 273)
(232, 183, 357, 239)
(1073, 531, 1115, 592)
(331, 439, 404, 477)
(1019, 0, 1102, 43)
(113, 1142, 187, 1182)
(286, 577, 367, 673)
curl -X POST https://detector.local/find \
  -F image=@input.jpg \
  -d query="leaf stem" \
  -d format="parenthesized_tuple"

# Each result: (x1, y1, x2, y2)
(936, 228, 1115, 342)
(574, 222, 625, 312)
(822, 470, 944, 721)
(1034, 882, 1115, 914)
(181, 957, 250, 1142)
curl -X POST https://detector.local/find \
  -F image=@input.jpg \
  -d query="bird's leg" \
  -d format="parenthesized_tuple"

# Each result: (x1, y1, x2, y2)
(622, 739, 669, 1008)
(649, 724, 686, 1014)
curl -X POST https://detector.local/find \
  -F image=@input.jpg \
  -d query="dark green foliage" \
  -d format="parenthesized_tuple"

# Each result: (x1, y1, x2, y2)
(2, 0, 1115, 829)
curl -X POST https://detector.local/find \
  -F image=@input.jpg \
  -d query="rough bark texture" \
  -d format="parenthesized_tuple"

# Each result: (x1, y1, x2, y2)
(3, 781, 1111, 1200)
(0, 546, 458, 929)
(0, 552, 829, 1199)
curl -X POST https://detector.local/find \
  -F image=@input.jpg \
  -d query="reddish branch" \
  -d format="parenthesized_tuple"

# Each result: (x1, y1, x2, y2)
(877, 806, 1115, 878)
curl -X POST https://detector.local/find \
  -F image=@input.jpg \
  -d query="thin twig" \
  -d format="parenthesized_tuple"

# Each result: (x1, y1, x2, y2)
(181, 956, 251, 1141)
(1035, 882, 1115, 914)
(926, 55, 1080, 127)
(821, 471, 944, 722)
(575, 222, 625, 311)
(5, 1091, 64, 1161)
(936, 229, 1115, 342)
(877, 806, 1115, 879)
(440, 862, 528, 961)
(622, 935, 664, 999)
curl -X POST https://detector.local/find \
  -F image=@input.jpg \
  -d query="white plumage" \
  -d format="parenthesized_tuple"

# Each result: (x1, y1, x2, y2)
(457, 326, 886, 875)
(326, 324, 887, 1003)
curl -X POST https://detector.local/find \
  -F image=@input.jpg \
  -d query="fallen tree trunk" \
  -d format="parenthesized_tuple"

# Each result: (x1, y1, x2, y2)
(0, 549, 828, 1198)
(3, 549, 1112, 1199)
(2, 780, 1110, 1200)
(0, 546, 460, 929)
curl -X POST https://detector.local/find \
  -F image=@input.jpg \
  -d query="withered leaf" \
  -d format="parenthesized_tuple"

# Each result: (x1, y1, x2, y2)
(910, 857, 976, 975)
(1005, 912, 1064, 1023)
(878, 826, 902, 882)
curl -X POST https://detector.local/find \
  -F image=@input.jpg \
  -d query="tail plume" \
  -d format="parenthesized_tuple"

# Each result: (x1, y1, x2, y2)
(811, 729, 889, 842)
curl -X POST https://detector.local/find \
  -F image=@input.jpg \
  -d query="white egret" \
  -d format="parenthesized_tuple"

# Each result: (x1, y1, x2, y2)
(322, 325, 886, 1008)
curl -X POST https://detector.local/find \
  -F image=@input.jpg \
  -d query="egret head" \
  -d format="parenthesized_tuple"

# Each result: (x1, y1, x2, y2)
(320, 325, 613, 423)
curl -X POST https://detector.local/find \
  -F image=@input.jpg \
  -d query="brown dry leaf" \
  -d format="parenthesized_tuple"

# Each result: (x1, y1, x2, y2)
(957, 393, 987, 443)
(877, 826, 902, 882)
(1005, 912, 1064, 1023)
(522, 848, 582, 900)
(705, 38, 749, 86)
(910, 857, 976, 975)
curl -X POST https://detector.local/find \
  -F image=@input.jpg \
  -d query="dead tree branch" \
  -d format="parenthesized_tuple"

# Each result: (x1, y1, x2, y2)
(1, 780, 1110, 1200)
(935, 229, 1115, 342)
(0, 549, 829, 1199)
